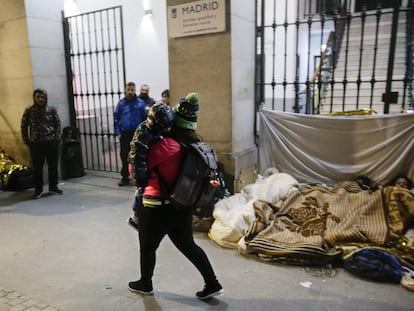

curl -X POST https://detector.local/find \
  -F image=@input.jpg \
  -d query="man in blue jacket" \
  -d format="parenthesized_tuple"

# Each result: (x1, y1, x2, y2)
(114, 82, 147, 186)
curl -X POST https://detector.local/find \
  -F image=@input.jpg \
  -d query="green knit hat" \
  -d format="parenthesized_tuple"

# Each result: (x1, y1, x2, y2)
(173, 92, 199, 130)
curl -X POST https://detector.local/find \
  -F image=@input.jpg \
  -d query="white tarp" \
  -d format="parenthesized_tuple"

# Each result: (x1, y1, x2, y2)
(258, 109, 414, 185)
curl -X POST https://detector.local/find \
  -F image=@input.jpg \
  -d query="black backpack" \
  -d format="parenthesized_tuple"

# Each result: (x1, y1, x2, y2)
(159, 142, 226, 210)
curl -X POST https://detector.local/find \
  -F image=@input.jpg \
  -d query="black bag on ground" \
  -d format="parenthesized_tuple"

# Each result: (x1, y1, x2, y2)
(61, 127, 85, 179)
(161, 142, 226, 211)
(6, 168, 34, 191)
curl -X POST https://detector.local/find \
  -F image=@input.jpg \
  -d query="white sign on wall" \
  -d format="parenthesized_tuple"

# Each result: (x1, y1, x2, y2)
(167, 0, 226, 38)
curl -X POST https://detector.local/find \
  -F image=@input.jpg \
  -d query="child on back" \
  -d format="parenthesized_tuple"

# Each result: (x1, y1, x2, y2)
(127, 103, 175, 230)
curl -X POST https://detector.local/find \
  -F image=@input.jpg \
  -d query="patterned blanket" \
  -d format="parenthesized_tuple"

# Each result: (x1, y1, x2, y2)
(244, 184, 414, 268)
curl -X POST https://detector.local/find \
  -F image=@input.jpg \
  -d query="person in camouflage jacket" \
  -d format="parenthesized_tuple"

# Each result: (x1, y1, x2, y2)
(21, 88, 62, 199)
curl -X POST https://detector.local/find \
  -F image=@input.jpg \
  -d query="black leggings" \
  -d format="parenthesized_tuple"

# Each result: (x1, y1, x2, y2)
(138, 205, 218, 285)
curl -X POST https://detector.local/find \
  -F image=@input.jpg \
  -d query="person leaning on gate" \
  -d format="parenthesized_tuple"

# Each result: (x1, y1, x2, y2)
(114, 82, 147, 186)
(20, 88, 62, 199)
(128, 93, 223, 300)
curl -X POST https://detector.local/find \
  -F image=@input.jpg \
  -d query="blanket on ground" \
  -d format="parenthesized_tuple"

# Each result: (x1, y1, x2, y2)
(244, 185, 414, 268)
(210, 171, 414, 269)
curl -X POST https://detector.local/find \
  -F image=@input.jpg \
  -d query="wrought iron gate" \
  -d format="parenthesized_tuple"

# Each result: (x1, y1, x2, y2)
(63, 6, 125, 173)
(255, 0, 414, 118)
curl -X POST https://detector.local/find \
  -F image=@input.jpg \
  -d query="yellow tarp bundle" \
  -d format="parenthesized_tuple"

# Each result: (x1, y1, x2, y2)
(321, 108, 375, 116)
(0, 150, 29, 189)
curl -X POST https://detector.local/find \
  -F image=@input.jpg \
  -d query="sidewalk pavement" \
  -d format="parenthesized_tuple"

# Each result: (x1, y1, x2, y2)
(0, 172, 413, 311)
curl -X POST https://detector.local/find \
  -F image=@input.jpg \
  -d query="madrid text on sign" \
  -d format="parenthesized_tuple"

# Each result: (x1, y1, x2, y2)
(182, 1, 219, 14)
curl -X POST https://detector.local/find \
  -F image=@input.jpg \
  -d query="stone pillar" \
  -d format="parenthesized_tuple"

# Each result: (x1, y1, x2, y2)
(166, 0, 257, 192)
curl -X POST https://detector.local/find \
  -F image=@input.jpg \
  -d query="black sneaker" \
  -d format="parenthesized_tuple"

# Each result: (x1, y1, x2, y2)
(119, 179, 130, 187)
(196, 282, 223, 300)
(128, 280, 153, 295)
(49, 187, 63, 195)
(32, 190, 43, 199)
(127, 217, 139, 231)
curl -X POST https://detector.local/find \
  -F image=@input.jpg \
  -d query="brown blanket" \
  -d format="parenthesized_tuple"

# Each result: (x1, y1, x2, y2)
(245, 184, 414, 268)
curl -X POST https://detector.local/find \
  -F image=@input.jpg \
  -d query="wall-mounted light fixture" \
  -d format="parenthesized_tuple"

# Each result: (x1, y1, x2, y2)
(144, 9, 153, 16)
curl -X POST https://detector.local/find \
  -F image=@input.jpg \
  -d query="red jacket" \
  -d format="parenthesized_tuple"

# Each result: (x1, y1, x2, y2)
(143, 137, 183, 199)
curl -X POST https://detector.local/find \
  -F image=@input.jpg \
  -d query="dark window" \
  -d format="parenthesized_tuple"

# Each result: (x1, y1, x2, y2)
(354, 0, 396, 12)
(317, 0, 341, 15)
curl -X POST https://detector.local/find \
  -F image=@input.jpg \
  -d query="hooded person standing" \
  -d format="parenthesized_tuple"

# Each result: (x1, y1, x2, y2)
(21, 88, 62, 199)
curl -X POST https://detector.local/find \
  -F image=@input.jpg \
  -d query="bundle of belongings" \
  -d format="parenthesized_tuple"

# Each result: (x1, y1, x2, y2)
(0, 150, 34, 191)
(209, 168, 414, 291)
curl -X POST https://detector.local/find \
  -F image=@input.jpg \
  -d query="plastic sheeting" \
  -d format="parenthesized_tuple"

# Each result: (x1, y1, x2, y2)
(210, 169, 299, 249)
(258, 109, 414, 186)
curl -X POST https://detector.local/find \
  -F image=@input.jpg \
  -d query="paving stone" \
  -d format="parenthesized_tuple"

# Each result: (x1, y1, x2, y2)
(23, 299, 39, 307)
(0, 290, 61, 311)
(9, 305, 27, 311)
(0, 298, 10, 304)
(5, 293, 21, 300)
(35, 303, 48, 309)
(8, 299, 24, 306)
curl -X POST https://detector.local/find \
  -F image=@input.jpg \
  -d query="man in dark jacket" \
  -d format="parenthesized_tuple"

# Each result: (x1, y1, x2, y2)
(114, 82, 147, 186)
(21, 88, 62, 199)
(138, 84, 155, 111)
